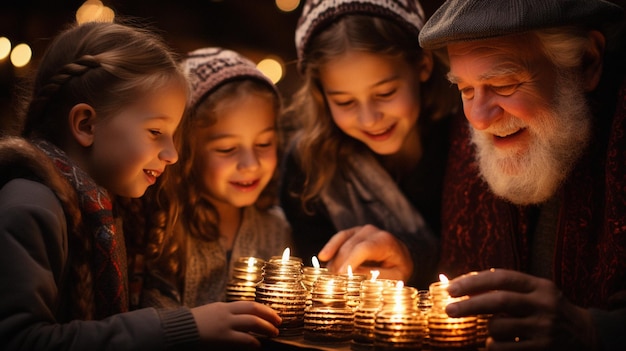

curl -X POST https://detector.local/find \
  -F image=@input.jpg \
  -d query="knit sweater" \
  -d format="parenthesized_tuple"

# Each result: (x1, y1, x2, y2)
(141, 205, 292, 308)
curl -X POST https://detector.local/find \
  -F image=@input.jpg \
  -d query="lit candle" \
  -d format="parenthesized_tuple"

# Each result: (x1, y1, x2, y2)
(428, 274, 477, 349)
(374, 282, 425, 349)
(370, 270, 380, 282)
(256, 248, 307, 336)
(282, 247, 290, 262)
(340, 265, 366, 311)
(304, 275, 354, 343)
(302, 256, 329, 295)
(353, 276, 396, 348)
(312, 255, 320, 268)
(226, 256, 264, 302)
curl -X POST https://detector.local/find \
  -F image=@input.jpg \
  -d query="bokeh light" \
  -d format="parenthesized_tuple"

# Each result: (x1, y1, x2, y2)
(257, 57, 284, 84)
(10, 43, 32, 68)
(0, 37, 11, 61)
(275, 0, 300, 12)
(76, 0, 115, 24)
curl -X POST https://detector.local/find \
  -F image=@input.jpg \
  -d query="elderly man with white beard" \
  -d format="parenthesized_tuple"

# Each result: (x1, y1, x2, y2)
(420, 0, 626, 350)
(316, 0, 626, 349)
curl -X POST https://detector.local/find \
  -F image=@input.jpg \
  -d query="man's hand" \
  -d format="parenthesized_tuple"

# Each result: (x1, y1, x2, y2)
(445, 269, 598, 351)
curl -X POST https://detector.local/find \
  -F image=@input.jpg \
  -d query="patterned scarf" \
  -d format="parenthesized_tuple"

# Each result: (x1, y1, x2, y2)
(320, 151, 426, 235)
(319, 151, 438, 287)
(33, 139, 128, 318)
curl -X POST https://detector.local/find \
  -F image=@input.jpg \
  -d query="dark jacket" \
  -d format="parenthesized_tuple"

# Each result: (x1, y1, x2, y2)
(0, 137, 198, 350)
(439, 48, 626, 350)
(279, 114, 453, 288)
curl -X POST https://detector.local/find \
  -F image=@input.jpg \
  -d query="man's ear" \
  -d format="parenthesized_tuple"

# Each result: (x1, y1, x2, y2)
(583, 30, 605, 92)
(68, 103, 97, 147)
(418, 50, 435, 82)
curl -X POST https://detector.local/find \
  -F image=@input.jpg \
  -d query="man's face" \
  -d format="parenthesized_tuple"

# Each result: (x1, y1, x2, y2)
(447, 34, 592, 205)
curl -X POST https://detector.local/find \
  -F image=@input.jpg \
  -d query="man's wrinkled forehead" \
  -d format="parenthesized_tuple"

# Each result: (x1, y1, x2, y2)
(445, 35, 537, 82)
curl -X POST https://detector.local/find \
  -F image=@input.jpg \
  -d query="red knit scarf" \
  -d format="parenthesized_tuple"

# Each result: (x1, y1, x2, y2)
(34, 139, 128, 318)
(440, 78, 626, 309)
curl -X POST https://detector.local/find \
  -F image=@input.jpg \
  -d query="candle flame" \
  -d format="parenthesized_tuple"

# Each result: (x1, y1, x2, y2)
(312, 256, 320, 268)
(347, 265, 353, 278)
(246, 257, 256, 267)
(370, 270, 380, 282)
(393, 281, 404, 312)
(439, 274, 449, 284)
(281, 247, 290, 262)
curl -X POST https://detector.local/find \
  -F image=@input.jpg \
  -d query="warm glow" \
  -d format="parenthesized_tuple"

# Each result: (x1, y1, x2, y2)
(0, 37, 11, 60)
(247, 257, 256, 267)
(10, 43, 31, 68)
(393, 281, 405, 313)
(256, 57, 283, 84)
(281, 247, 290, 262)
(439, 274, 449, 284)
(312, 256, 320, 268)
(347, 265, 353, 278)
(76, 0, 115, 24)
(275, 0, 300, 12)
(370, 270, 380, 282)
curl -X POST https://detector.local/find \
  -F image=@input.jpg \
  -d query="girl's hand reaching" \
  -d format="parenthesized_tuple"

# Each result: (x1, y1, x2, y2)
(191, 301, 281, 349)
(318, 224, 414, 282)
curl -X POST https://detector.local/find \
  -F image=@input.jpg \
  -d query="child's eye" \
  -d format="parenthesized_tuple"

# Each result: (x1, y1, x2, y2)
(256, 141, 273, 148)
(216, 147, 236, 154)
(149, 129, 162, 136)
(333, 99, 354, 107)
(377, 89, 396, 98)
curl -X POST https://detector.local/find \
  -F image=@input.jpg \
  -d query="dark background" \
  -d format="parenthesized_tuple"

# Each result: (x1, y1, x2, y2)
(0, 0, 447, 132)
(1, 0, 624, 132)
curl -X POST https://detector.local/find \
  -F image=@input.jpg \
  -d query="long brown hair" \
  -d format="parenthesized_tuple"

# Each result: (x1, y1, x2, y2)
(287, 15, 457, 209)
(143, 78, 282, 284)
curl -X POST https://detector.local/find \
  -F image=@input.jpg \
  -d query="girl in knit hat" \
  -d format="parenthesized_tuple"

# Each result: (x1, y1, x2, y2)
(139, 48, 292, 311)
(0, 22, 280, 350)
(280, 0, 459, 288)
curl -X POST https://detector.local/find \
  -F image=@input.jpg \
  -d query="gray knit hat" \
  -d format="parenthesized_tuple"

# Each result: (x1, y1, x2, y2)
(182, 47, 279, 106)
(419, 0, 624, 49)
(295, 0, 426, 71)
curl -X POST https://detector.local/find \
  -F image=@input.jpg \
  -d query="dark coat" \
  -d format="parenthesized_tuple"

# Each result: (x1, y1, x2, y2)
(0, 137, 198, 350)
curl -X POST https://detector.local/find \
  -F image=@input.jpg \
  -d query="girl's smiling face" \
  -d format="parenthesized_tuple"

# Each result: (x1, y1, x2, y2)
(319, 50, 430, 155)
(194, 93, 278, 210)
(88, 81, 186, 198)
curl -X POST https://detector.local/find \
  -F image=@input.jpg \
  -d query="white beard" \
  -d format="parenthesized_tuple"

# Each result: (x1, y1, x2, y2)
(470, 72, 592, 205)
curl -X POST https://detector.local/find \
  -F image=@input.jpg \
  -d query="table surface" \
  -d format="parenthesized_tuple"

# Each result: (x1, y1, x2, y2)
(260, 336, 486, 351)
(260, 336, 352, 351)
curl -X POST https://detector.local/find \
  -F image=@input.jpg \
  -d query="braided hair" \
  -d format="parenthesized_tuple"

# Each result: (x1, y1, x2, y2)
(17, 20, 187, 318)
(21, 21, 187, 146)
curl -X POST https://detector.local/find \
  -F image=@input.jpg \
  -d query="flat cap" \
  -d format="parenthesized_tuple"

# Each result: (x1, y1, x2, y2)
(419, 0, 624, 49)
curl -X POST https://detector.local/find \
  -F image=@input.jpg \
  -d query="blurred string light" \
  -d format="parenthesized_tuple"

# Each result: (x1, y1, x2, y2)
(10, 43, 32, 68)
(76, 0, 115, 24)
(257, 57, 284, 84)
(0, 37, 11, 60)
(275, 0, 300, 12)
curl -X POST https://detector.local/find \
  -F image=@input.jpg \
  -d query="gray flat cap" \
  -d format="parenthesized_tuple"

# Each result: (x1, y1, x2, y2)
(419, 0, 624, 49)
